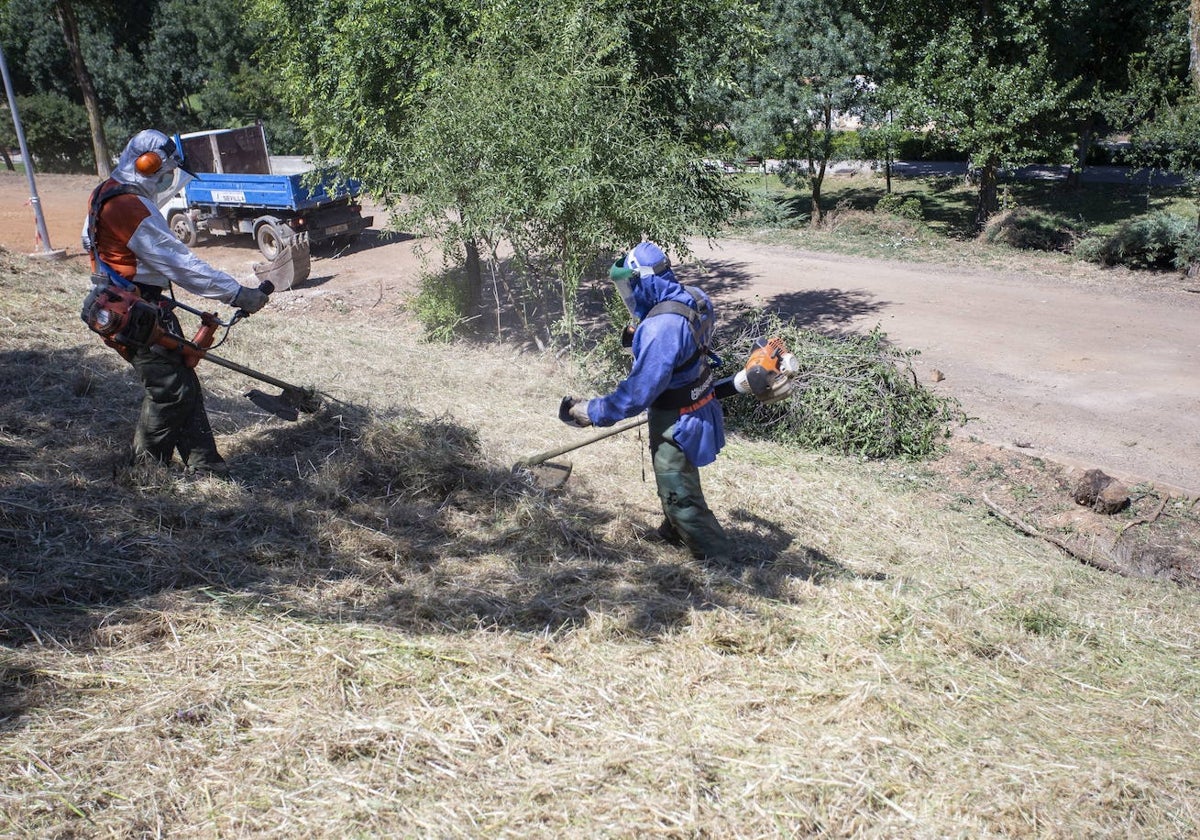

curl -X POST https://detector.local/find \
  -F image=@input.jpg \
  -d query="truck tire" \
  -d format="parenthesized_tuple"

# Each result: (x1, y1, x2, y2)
(255, 221, 295, 261)
(169, 212, 198, 247)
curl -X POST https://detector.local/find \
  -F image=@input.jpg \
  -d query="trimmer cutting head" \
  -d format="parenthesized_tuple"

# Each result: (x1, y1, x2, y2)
(246, 386, 322, 421)
(514, 460, 573, 490)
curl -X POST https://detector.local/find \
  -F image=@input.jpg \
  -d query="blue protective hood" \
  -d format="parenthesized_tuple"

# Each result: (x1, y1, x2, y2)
(629, 267, 693, 320)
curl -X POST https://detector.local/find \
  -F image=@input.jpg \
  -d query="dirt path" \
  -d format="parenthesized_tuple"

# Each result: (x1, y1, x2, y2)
(6, 171, 1197, 496)
(686, 240, 1200, 497)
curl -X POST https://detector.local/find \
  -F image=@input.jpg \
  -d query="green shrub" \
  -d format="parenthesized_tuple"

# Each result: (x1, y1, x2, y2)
(729, 192, 796, 229)
(875, 192, 924, 221)
(829, 131, 864, 160)
(13, 93, 92, 173)
(1073, 212, 1200, 270)
(721, 312, 964, 460)
(981, 207, 1079, 252)
(894, 132, 969, 162)
(412, 273, 473, 342)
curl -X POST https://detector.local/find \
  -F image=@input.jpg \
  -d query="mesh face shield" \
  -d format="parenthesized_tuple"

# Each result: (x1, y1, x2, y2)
(151, 166, 193, 209)
(610, 259, 638, 319)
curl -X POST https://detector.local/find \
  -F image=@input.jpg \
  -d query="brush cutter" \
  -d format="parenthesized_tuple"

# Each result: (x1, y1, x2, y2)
(157, 287, 323, 420)
(82, 265, 324, 420)
(515, 336, 800, 488)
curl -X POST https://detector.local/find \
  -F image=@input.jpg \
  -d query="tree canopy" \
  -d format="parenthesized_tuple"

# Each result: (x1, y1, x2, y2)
(250, 0, 750, 338)
(3, 0, 1199, 324)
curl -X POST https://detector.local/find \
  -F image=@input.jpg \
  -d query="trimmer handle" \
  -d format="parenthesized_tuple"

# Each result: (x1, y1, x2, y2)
(234, 280, 274, 322)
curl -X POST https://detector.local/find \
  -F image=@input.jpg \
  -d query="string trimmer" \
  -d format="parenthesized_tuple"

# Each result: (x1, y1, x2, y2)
(515, 336, 800, 488)
(81, 246, 325, 420)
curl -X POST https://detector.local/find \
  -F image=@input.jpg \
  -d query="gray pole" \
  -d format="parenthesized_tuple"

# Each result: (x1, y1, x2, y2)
(0, 43, 64, 259)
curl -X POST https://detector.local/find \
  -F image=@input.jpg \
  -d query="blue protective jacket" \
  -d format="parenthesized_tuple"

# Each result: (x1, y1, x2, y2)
(587, 268, 726, 466)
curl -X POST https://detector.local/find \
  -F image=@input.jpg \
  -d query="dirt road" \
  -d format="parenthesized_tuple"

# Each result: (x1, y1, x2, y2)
(687, 241, 1200, 496)
(7, 172, 1198, 496)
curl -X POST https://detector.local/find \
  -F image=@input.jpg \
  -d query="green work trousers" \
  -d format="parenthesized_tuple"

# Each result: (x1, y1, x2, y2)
(128, 345, 224, 473)
(648, 406, 731, 562)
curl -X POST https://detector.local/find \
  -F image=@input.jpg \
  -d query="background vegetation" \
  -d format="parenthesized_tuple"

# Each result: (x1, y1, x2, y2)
(6, 0, 1200, 341)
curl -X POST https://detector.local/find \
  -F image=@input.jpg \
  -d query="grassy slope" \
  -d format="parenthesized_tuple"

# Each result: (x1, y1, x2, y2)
(2, 253, 1198, 838)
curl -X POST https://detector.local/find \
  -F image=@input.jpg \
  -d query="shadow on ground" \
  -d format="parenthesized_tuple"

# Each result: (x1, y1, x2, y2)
(0, 344, 880, 725)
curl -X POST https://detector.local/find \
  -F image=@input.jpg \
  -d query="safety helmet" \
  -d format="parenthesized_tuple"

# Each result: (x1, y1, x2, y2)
(624, 241, 670, 278)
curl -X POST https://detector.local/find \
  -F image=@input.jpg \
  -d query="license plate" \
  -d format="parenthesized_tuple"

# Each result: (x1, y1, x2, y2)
(327, 223, 349, 235)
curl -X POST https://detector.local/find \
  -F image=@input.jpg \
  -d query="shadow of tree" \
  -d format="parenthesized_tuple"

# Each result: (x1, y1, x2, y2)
(0, 344, 866, 724)
(683, 257, 887, 334)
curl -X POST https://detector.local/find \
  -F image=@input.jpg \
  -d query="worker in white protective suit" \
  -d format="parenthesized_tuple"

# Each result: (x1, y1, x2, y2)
(81, 129, 270, 476)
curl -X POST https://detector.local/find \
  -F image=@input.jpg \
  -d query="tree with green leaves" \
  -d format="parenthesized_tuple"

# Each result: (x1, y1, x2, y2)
(250, 0, 751, 342)
(1, 0, 303, 172)
(1045, 0, 1179, 186)
(871, 0, 1079, 230)
(732, 0, 881, 224)
(51, 0, 109, 175)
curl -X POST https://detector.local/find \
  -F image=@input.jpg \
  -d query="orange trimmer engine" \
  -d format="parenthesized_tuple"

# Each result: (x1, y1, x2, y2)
(742, 336, 791, 396)
(712, 335, 801, 403)
(155, 310, 219, 368)
(80, 278, 163, 352)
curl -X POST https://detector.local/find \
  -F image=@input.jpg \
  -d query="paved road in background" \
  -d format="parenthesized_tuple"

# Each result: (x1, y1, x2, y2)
(830, 159, 1186, 187)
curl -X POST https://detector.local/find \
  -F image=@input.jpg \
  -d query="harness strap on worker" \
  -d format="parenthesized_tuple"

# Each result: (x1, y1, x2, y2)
(647, 286, 720, 411)
(86, 180, 140, 290)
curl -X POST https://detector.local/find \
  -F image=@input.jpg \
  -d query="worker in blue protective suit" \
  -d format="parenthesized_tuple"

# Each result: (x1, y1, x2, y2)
(562, 241, 732, 562)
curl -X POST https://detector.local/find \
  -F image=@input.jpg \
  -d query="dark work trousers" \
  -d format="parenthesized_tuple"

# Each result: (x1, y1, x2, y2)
(648, 405, 731, 562)
(126, 317, 224, 472)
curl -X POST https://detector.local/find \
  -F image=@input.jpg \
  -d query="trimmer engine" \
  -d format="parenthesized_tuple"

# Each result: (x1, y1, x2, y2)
(711, 336, 800, 403)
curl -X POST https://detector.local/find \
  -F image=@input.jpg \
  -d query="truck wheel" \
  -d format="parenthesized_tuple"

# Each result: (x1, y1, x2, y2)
(169, 213, 198, 247)
(255, 222, 294, 261)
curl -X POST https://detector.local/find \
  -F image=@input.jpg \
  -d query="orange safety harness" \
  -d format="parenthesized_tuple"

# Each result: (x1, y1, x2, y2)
(80, 182, 218, 367)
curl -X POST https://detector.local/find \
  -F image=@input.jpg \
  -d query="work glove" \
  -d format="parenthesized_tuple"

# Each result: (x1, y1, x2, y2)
(559, 396, 593, 428)
(620, 324, 635, 350)
(233, 284, 269, 315)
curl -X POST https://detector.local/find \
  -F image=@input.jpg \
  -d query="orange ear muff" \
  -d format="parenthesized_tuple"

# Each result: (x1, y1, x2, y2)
(135, 150, 164, 176)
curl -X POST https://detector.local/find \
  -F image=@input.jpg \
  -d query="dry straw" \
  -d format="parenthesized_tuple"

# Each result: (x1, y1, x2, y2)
(2, 252, 1198, 838)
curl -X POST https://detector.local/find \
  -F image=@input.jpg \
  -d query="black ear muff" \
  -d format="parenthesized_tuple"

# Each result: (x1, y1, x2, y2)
(134, 151, 163, 176)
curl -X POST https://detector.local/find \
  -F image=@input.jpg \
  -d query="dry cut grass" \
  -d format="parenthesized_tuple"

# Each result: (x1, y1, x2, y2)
(2, 251, 1199, 838)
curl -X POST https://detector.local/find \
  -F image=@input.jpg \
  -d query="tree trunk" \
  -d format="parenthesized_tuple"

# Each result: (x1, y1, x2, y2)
(1067, 115, 1095, 190)
(1191, 0, 1200, 93)
(53, 0, 110, 177)
(1, 148, 13, 171)
(464, 236, 483, 312)
(973, 159, 999, 230)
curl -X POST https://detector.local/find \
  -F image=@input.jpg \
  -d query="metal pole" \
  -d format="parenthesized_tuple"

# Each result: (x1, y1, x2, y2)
(0, 43, 65, 259)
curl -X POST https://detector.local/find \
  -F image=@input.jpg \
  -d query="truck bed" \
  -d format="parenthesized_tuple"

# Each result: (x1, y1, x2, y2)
(183, 171, 362, 213)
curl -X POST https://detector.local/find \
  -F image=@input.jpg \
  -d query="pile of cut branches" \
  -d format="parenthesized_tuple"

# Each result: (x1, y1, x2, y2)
(720, 311, 964, 460)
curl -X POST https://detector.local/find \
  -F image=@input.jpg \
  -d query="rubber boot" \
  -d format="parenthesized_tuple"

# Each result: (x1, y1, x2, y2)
(649, 408, 731, 562)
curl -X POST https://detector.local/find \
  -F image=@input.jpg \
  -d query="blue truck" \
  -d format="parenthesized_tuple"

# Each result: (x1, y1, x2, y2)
(161, 125, 373, 260)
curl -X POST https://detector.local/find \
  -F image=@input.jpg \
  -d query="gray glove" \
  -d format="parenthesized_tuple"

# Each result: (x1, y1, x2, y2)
(233, 285, 269, 314)
(560, 396, 593, 427)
